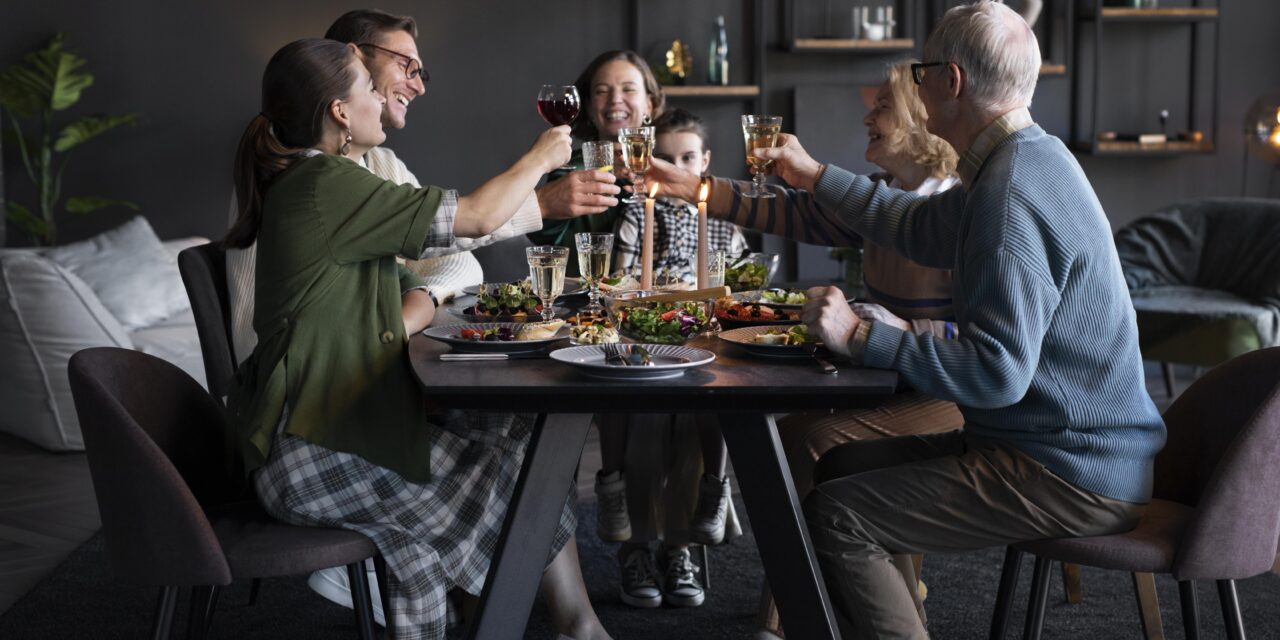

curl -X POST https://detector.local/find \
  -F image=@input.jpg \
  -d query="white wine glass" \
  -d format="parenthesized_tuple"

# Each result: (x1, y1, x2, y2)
(526, 245, 570, 321)
(574, 232, 614, 321)
(742, 115, 783, 199)
(618, 126, 654, 204)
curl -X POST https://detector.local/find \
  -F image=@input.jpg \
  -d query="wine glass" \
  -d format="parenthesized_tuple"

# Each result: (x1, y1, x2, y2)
(536, 85, 580, 126)
(618, 126, 654, 204)
(741, 115, 783, 199)
(526, 245, 569, 321)
(574, 232, 614, 321)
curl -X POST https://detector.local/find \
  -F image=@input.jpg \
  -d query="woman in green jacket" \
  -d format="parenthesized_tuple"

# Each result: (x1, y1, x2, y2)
(224, 38, 609, 640)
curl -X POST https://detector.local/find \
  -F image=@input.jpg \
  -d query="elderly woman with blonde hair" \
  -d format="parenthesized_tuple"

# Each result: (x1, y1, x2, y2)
(646, 58, 964, 638)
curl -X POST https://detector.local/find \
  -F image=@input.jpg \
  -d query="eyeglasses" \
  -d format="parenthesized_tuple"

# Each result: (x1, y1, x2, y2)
(357, 42, 428, 83)
(910, 62, 950, 85)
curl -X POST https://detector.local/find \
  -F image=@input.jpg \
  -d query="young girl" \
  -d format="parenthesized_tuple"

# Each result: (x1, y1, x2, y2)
(596, 109, 747, 609)
(224, 38, 609, 640)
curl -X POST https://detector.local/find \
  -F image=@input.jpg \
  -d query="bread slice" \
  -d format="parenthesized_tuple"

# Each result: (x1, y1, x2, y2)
(516, 319, 565, 341)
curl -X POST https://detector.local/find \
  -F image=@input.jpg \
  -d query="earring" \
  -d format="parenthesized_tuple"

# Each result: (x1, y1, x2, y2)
(340, 129, 352, 156)
(641, 113, 652, 126)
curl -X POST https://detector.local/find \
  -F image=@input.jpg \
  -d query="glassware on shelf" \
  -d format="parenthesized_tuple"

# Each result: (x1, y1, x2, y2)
(741, 115, 783, 199)
(708, 15, 729, 86)
(526, 245, 569, 321)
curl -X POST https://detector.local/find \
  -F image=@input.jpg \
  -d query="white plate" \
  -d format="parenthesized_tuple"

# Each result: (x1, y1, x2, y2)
(549, 344, 715, 380)
(447, 306, 570, 323)
(717, 325, 828, 358)
(462, 278, 586, 297)
(423, 323, 568, 353)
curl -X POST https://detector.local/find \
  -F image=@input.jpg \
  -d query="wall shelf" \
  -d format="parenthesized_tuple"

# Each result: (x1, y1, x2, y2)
(789, 38, 915, 52)
(1074, 140, 1216, 156)
(1040, 63, 1068, 76)
(1084, 7, 1218, 22)
(662, 84, 761, 99)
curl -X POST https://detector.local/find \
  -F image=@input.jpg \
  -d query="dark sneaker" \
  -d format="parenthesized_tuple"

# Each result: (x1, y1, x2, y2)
(595, 470, 632, 542)
(663, 547, 705, 607)
(689, 473, 730, 545)
(619, 546, 662, 608)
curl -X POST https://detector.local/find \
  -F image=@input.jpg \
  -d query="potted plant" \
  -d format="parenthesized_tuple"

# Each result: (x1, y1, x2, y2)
(0, 34, 139, 245)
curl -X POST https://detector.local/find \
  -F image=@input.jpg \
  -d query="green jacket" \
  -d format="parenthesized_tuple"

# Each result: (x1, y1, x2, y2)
(227, 154, 443, 484)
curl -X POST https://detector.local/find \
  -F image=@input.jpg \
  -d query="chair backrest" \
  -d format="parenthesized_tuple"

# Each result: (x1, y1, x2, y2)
(472, 235, 534, 282)
(68, 347, 237, 587)
(178, 243, 236, 400)
(1155, 346, 1280, 579)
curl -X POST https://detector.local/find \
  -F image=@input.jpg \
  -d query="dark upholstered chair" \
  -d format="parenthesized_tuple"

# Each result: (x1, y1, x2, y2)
(177, 243, 237, 401)
(68, 347, 385, 640)
(1116, 198, 1280, 396)
(989, 346, 1280, 640)
(472, 234, 534, 282)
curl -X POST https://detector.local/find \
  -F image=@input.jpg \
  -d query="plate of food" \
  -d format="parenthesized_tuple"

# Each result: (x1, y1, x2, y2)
(714, 297, 802, 328)
(460, 278, 585, 299)
(613, 300, 710, 345)
(451, 280, 568, 322)
(549, 343, 715, 380)
(422, 320, 568, 353)
(724, 253, 779, 292)
(718, 324, 828, 358)
(564, 315, 621, 345)
(596, 273, 642, 294)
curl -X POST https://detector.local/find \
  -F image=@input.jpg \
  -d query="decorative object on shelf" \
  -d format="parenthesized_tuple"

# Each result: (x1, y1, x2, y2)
(664, 40, 693, 86)
(1244, 94, 1280, 165)
(708, 15, 729, 86)
(0, 34, 140, 246)
(1104, 0, 1158, 6)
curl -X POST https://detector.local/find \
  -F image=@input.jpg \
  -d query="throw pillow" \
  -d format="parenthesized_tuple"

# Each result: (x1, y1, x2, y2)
(46, 216, 190, 330)
(0, 253, 132, 451)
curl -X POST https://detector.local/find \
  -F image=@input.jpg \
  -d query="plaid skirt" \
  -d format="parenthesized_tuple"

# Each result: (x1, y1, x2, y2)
(253, 409, 576, 640)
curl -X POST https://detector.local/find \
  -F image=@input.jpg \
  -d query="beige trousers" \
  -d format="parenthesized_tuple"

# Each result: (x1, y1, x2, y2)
(804, 431, 1143, 639)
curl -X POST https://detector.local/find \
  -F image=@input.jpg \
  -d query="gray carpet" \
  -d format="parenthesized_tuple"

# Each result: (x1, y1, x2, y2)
(1, 498, 1278, 639)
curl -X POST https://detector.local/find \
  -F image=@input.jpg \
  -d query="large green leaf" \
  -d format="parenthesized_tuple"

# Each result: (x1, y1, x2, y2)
(65, 196, 140, 215)
(5, 201, 49, 241)
(54, 113, 138, 152)
(0, 34, 93, 117)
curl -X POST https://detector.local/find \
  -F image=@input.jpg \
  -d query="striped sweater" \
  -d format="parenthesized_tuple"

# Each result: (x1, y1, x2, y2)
(717, 125, 1165, 503)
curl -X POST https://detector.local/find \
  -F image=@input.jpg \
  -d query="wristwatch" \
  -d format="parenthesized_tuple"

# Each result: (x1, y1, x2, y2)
(427, 290, 440, 309)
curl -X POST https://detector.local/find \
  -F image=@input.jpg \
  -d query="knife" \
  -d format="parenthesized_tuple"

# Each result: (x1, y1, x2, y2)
(802, 343, 838, 375)
(440, 352, 549, 361)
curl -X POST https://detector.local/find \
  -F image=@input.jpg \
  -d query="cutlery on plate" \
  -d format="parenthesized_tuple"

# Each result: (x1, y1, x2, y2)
(802, 343, 838, 375)
(602, 343, 628, 366)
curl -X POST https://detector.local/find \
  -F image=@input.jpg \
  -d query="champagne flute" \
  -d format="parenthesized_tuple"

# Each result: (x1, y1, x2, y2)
(618, 126, 654, 204)
(538, 85, 580, 171)
(741, 115, 783, 199)
(574, 232, 614, 321)
(526, 245, 569, 321)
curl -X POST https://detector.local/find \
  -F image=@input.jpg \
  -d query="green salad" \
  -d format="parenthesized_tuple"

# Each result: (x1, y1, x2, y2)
(725, 262, 768, 290)
(760, 289, 806, 305)
(619, 301, 708, 344)
(469, 281, 541, 317)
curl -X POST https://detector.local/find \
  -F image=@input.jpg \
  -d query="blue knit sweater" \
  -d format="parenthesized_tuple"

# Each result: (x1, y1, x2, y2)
(814, 125, 1165, 503)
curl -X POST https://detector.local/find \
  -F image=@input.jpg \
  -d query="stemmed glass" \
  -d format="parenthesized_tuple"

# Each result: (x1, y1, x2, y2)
(526, 245, 569, 321)
(538, 85, 580, 171)
(574, 232, 614, 321)
(741, 115, 783, 199)
(618, 126, 654, 204)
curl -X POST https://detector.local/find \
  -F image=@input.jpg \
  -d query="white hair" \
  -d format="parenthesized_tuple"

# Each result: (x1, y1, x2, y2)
(923, 0, 1042, 112)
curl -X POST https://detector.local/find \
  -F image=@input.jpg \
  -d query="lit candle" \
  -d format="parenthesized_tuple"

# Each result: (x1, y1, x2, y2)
(641, 182, 659, 290)
(696, 179, 710, 289)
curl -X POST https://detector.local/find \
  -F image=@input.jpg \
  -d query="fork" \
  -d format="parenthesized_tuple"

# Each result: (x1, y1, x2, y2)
(602, 343, 628, 366)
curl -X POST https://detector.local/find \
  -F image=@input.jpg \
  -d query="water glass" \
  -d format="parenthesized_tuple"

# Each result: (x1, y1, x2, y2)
(574, 232, 614, 320)
(526, 245, 569, 321)
(582, 141, 615, 172)
(707, 249, 727, 288)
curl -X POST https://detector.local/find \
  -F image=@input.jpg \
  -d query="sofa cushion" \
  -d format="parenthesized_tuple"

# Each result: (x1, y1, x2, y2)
(0, 253, 132, 451)
(130, 308, 207, 389)
(45, 216, 190, 330)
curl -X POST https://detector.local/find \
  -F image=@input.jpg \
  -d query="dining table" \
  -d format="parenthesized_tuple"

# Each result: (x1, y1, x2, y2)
(409, 293, 898, 640)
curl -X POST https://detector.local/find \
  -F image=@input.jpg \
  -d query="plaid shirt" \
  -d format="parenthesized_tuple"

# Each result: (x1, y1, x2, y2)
(615, 198, 748, 279)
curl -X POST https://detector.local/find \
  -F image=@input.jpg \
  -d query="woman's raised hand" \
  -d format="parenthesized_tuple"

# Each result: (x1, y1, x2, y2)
(529, 125, 574, 174)
(751, 134, 825, 193)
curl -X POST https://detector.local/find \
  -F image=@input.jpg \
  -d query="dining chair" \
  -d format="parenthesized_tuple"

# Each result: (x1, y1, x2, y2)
(69, 346, 386, 640)
(988, 346, 1280, 640)
(177, 242, 237, 401)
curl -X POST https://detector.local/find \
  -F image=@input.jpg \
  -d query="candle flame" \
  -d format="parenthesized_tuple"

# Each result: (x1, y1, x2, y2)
(1275, 107, 1280, 125)
(649, 182, 661, 198)
(697, 180, 710, 203)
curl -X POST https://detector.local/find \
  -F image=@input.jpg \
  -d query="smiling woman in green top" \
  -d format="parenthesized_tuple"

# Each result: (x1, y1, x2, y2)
(223, 39, 610, 640)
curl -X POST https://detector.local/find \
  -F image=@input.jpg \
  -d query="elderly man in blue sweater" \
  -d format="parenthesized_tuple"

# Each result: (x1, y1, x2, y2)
(729, 2, 1167, 637)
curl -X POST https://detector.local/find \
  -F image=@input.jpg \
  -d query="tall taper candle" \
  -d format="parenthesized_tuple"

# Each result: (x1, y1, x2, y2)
(696, 179, 710, 289)
(641, 182, 659, 290)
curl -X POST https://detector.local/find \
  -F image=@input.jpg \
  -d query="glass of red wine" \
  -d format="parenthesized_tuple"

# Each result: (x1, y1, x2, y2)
(538, 85, 580, 171)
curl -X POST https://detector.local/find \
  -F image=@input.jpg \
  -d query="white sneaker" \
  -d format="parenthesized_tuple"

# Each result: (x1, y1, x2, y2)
(689, 473, 730, 545)
(595, 470, 632, 542)
(663, 547, 705, 607)
(619, 546, 662, 608)
(307, 566, 385, 627)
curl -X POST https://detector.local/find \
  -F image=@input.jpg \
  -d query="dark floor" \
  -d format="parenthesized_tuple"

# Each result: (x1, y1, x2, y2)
(0, 361, 1204, 634)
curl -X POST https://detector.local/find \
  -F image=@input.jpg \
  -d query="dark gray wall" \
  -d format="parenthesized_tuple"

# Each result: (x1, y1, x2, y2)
(3, 0, 1278, 270)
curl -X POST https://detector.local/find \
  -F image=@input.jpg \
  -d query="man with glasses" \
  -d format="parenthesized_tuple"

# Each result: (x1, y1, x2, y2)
(657, 1, 1164, 637)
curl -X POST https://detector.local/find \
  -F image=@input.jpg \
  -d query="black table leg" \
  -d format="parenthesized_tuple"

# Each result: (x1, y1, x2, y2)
(466, 413, 593, 640)
(720, 412, 841, 640)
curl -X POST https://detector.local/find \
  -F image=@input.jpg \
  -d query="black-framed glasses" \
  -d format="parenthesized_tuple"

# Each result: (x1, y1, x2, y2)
(357, 42, 428, 83)
(910, 62, 949, 85)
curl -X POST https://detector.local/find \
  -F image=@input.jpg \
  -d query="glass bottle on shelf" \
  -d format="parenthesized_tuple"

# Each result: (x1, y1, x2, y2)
(708, 15, 729, 86)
